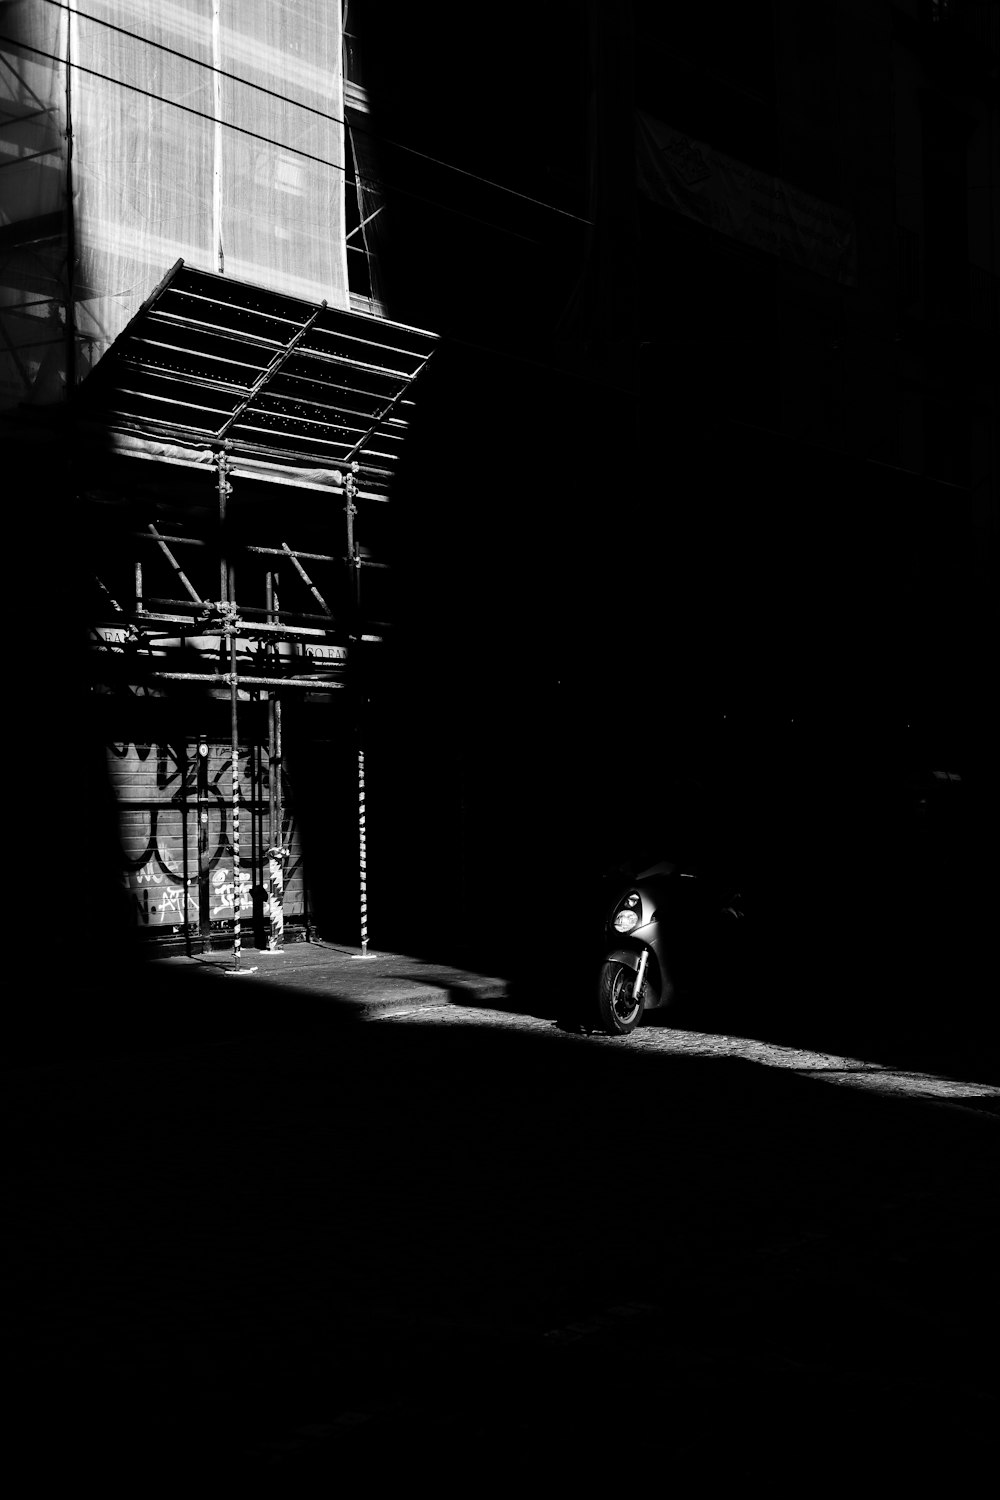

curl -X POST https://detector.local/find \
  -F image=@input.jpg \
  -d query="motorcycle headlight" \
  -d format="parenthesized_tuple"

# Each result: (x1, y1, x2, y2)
(612, 892, 641, 933)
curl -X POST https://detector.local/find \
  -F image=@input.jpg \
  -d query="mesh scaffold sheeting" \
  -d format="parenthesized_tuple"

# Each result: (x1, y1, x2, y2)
(0, 0, 349, 408)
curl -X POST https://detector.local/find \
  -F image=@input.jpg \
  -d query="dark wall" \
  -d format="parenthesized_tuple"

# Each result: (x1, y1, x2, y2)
(344, 2, 995, 969)
(353, 1, 588, 341)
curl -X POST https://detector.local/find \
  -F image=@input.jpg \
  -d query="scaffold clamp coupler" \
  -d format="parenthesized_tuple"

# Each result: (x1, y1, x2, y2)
(216, 601, 241, 634)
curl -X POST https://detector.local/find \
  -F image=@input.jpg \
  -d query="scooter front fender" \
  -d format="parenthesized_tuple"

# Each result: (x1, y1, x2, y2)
(603, 932, 675, 1009)
(604, 946, 644, 973)
(602, 942, 671, 1009)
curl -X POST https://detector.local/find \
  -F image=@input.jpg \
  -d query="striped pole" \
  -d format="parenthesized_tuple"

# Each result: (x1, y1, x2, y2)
(267, 843, 284, 950)
(231, 743, 242, 969)
(358, 745, 368, 955)
(229, 618, 241, 971)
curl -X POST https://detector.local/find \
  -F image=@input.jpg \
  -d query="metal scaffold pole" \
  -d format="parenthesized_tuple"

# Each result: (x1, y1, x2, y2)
(344, 463, 371, 959)
(267, 697, 285, 952)
(217, 442, 232, 602)
(358, 744, 368, 955)
(217, 447, 255, 976)
(230, 620, 243, 969)
(223, 613, 254, 975)
(64, 3, 77, 394)
(265, 568, 286, 951)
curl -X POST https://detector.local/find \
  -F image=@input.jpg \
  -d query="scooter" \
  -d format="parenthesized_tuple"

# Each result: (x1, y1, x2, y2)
(598, 859, 744, 1034)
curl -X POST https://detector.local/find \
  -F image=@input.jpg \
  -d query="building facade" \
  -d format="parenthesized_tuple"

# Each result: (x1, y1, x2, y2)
(2, 1, 436, 953)
(2, 2, 995, 966)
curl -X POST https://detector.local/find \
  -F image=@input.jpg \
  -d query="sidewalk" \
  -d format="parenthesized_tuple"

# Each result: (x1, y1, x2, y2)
(141, 938, 514, 1020)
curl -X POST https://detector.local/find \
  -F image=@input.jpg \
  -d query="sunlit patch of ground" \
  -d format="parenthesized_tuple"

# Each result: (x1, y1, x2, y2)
(629, 1027, 1000, 1110)
(381, 1000, 1000, 1112)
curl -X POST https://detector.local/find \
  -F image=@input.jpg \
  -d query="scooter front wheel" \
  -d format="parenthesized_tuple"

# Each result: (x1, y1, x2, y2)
(598, 959, 645, 1035)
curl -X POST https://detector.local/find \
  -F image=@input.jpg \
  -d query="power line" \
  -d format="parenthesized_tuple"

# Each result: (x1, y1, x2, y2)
(0, 32, 551, 247)
(368, 131, 589, 228)
(2, 34, 343, 169)
(38, 0, 591, 227)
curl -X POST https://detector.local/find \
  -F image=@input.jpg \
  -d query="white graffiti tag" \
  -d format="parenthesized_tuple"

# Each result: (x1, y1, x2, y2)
(211, 866, 253, 917)
(158, 886, 198, 921)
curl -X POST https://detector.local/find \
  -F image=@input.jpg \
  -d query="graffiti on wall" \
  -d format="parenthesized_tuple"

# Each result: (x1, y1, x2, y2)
(124, 855, 200, 929)
(108, 742, 302, 928)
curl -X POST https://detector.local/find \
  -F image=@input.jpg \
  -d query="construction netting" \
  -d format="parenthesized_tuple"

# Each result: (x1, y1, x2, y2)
(1, 0, 349, 409)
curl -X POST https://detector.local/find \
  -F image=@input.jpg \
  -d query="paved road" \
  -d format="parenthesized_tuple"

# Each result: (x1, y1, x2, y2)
(6, 987, 998, 1483)
(386, 996, 1000, 1114)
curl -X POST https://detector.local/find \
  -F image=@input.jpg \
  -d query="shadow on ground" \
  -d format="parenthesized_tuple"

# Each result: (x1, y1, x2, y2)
(454, 934, 1000, 1088)
(6, 958, 999, 1482)
(10, 918, 998, 1089)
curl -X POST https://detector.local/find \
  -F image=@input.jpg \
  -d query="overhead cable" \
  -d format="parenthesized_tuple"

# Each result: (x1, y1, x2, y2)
(37, 0, 591, 227)
(0, 33, 550, 246)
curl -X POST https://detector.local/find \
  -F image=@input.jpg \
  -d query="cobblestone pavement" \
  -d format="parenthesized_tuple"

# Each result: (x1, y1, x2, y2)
(385, 999, 1000, 1115)
(6, 985, 998, 1484)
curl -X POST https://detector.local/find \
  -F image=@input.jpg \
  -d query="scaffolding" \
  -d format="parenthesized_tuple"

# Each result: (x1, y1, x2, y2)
(78, 260, 437, 959)
(0, 0, 353, 404)
(2, 5, 437, 958)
